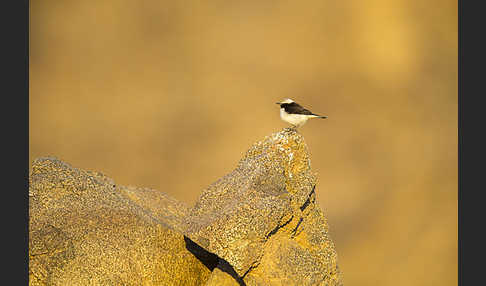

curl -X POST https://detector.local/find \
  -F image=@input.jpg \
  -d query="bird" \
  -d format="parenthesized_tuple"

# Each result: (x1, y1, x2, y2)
(276, 98, 327, 129)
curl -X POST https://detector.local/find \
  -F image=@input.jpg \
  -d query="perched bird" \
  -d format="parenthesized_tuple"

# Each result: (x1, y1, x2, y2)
(276, 98, 327, 129)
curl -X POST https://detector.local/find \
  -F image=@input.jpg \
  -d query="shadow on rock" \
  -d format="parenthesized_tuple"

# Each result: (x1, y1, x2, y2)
(184, 236, 246, 286)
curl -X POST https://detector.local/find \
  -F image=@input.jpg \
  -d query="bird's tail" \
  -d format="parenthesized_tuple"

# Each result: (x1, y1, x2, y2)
(312, 114, 328, 119)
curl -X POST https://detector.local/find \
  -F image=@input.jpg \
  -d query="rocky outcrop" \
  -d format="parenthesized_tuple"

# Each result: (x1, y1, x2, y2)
(185, 128, 342, 285)
(29, 128, 342, 285)
(28, 158, 212, 285)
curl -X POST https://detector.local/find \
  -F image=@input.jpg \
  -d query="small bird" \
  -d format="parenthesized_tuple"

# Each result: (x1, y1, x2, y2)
(276, 98, 327, 129)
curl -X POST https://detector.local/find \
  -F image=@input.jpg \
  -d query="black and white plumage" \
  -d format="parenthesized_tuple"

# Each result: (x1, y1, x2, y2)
(276, 98, 327, 128)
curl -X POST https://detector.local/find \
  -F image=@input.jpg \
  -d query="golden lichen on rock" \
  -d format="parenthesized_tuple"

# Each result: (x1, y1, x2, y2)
(186, 128, 343, 285)
(29, 128, 342, 285)
(29, 158, 211, 285)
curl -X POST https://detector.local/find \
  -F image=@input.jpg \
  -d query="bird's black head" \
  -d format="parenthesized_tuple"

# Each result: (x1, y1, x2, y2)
(276, 98, 295, 107)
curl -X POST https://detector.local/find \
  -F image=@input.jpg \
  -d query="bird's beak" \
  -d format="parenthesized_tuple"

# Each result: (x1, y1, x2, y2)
(275, 102, 280, 105)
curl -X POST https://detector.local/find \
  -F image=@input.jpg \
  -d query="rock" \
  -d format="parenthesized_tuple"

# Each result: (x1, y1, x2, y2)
(184, 128, 343, 285)
(118, 185, 190, 234)
(204, 259, 246, 286)
(28, 158, 212, 285)
(29, 128, 343, 286)
(244, 203, 342, 286)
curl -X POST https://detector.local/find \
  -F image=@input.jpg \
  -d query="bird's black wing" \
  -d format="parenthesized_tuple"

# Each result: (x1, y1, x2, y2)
(282, 102, 314, 115)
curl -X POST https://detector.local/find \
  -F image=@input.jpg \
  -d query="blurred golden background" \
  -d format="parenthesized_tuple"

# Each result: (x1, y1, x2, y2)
(30, 1, 457, 285)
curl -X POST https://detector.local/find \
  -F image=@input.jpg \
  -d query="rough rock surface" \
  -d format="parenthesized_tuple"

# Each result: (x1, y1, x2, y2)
(185, 128, 343, 285)
(29, 128, 342, 286)
(28, 158, 212, 285)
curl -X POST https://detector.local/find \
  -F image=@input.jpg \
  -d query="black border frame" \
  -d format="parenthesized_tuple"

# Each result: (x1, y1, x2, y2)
(459, 0, 482, 285)
(3, 0, 29, 283)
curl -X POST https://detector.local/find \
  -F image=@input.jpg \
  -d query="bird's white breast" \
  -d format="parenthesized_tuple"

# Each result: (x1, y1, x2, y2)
(280, 108, 310, 127)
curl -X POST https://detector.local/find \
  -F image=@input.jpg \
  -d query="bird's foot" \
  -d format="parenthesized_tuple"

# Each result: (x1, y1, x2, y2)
(285, 126, 298, 132)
